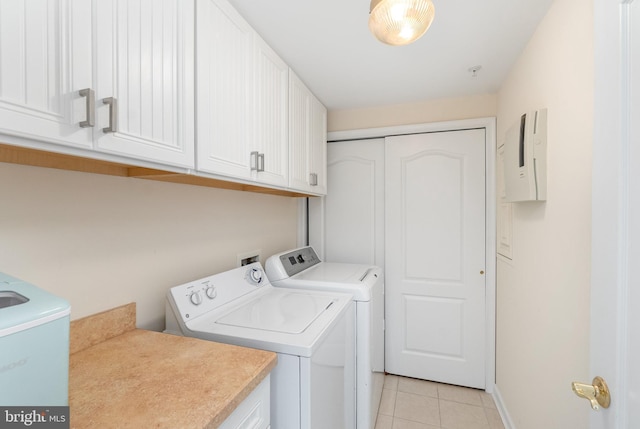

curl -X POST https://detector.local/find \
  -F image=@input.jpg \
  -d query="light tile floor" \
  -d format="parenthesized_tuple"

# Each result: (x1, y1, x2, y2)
(375, 374, 505, 429)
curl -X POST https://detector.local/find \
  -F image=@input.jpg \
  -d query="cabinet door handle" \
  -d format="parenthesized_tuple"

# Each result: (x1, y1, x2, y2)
(257, 153, 265, 172)
(250, 151, 259, 171)
(309, 173, 318, 186)
(79, 88, 95, 128)
(102, 97, 118, 133)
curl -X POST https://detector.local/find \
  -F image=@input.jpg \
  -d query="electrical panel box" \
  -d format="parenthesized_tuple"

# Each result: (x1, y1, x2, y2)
(503, 108, 548, 202)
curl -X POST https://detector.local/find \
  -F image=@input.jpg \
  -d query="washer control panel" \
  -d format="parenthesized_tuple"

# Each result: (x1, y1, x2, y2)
(187, 281, 217, 306)
(246, 266, 265, 285)
(168, 262, 267, 322)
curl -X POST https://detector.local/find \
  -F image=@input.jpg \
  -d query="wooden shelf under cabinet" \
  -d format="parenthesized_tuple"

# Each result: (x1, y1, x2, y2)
(0, 143, 311, 198)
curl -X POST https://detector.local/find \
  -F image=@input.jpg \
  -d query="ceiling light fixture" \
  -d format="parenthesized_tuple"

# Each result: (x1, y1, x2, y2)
(368, 0, 435, 46)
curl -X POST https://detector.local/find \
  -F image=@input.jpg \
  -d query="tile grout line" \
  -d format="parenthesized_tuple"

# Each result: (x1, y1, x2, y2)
(378, 374, 502, 429)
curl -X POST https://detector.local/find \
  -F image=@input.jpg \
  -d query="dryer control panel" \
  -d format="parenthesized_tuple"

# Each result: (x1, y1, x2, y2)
(271, 247, 321, 278)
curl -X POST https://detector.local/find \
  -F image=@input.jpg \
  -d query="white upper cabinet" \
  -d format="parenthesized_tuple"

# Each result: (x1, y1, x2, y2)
(0, 0, 93, 149)
(288, 72, 311, 192)
(196, 0, 254, 179)
(253, 36, 289, 187)
(310, 95, 327, 194)
(197, 0, 289, 187)
(289, 71, 327, 195)
(0, 0, 195, 168)
(0, 0, 325, 195)
(94, 0, 195, 168)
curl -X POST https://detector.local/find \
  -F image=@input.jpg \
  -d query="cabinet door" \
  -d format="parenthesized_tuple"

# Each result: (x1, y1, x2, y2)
(94, 0, 194, 168)
(196, 0, 253, 178)
(309, 96, 327, 194)
(288, 71, 312, 192)
(219, 375, 270, 429)
(0, 0, 93, 149)
(288, 71, 327, 195)
(253, 36, 288, 187)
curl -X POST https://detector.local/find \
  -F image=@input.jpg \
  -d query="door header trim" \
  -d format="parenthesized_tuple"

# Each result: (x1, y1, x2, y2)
(328, 117, 496, 142)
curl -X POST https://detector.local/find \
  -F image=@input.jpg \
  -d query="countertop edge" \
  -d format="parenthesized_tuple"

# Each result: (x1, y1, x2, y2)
(69, 306, 277, 429)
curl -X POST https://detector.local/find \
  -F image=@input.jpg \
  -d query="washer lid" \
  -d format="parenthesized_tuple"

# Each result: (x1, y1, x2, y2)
(216, 289, 335, 334)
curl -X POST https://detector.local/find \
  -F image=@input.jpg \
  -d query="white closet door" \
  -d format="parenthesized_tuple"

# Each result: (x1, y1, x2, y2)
(309, 139, 385, 268)
(385, 129, 486, 388)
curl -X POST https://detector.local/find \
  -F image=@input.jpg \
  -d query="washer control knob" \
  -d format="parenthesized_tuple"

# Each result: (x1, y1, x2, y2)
(190, 291, 202, 305)
(205, 286, 217, 299)
(247, 267, 264, 285)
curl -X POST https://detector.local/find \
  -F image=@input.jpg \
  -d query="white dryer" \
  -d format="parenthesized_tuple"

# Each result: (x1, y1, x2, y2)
(265, 247, 384, 429)
(165, 262, 356, 429)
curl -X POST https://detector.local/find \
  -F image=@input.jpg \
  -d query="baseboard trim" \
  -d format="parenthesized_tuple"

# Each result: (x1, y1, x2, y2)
(492, 384, 516, 429)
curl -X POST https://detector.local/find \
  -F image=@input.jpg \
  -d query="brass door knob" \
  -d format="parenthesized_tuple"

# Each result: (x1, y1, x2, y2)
(571, 376, 611, 410)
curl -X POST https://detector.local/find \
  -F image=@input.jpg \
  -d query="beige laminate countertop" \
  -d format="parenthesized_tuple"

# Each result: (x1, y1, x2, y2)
(68, 303, 277, 429)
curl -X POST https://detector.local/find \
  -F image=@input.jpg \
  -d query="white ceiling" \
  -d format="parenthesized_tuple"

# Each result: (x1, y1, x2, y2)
(225, 0, 554, 111)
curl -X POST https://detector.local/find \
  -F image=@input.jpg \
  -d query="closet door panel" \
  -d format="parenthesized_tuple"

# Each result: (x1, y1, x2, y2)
(310, 138, 385, 268)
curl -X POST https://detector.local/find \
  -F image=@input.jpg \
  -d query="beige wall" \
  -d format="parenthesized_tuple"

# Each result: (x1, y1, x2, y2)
(328, 93, 497, 132)
(495, 0, 593, 427)
(0, 162, 298, 331)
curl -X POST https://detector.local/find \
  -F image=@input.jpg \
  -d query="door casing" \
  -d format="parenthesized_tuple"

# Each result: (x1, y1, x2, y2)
(590, 0, 638, 427)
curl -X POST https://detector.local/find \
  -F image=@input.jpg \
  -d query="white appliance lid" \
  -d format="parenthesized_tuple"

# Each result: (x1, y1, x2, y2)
(0, 274, 70, 337)
(216, 289, 335, 334)
(293, 262, 370, 283)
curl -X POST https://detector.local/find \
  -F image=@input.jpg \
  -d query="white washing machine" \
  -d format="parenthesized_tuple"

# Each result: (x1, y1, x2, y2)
(165, 262, 356, 429)
(265, 247, 384, 429)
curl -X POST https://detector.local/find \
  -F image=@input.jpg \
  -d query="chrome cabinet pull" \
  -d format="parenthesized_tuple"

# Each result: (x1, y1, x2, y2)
(79, 88, 95, 128)
(250, 152, 265, 172)
(257, 153, 265, 172)
(250, 151, 259, 171)
(102, 97, 118, 133)
(309, 173, 318, 186)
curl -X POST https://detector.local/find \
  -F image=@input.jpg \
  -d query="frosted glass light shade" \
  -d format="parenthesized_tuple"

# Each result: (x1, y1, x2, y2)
(369, 0, 435, 46)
